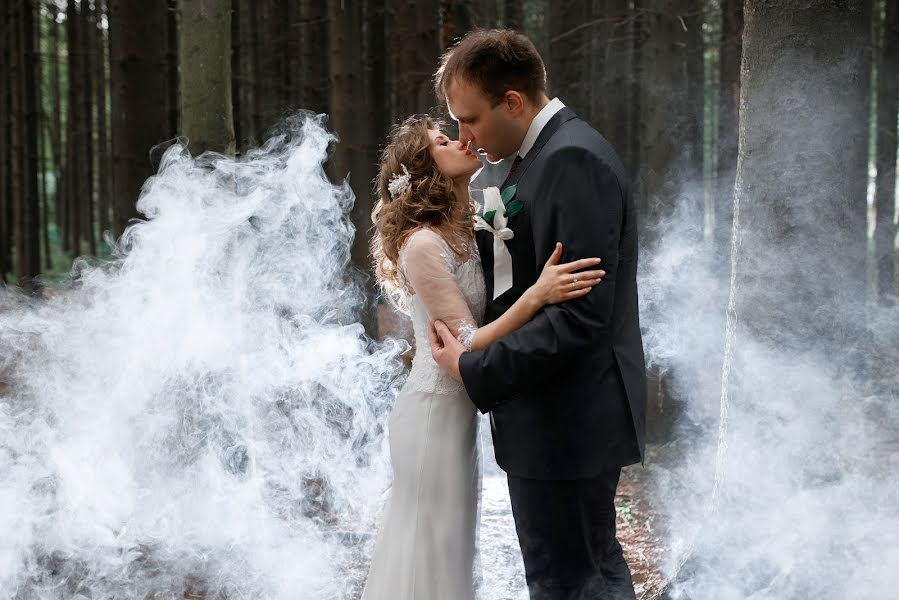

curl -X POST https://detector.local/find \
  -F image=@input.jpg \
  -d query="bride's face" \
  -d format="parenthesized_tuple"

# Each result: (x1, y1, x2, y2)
(428, 129, 482, 181)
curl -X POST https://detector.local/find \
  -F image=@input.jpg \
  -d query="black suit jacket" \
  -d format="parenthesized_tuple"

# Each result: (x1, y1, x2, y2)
(459, 107, 646, 480)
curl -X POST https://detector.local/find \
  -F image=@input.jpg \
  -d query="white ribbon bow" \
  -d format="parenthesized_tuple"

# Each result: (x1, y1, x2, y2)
(474, 187, 514, 300)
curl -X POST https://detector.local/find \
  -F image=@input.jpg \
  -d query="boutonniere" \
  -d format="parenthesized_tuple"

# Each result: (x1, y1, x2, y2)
(471, 185, 520, 300)
(473, 184, 521, 228)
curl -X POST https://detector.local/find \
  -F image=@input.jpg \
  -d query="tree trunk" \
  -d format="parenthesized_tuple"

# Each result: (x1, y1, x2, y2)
(714, 0, 744, 269)
(275, 0, 290, 116)
(234, 0, 256, 146)
(250, 0, 267, 137)
(64, 0, 82, 254)
(253, 0, 285, 135)
(329, 0, 368, 245)
(95, 0, 111, 238)
(300, 0, 328, 114)
(48, 4, 63, 238)
(37, 2, 50, 269)
(166, 0, 179, 137)
(595, 0, 637, 174)
(1, 2, 14, 281)
(83, 0, 97, 255)
(587, 1, 605, 130)
(874, 0, 897, 301)
(733, 0, 871, 351)
(330, 0, 378, 331)
(108, 0, 170, 237)
(15, 0, 42, 290)
(284, 0, 302, 111)
(634, 0, 703, 244)
(471, 0, 498, 28)
(9, 0, 24, 276)
(523, 0, 549, 57)
(684, 0, 704, 203)
(546, 2, 593, 121)
(440, 0, 472, 50)
(178, 0, 235, 156)
(231, 0, 242, 147)
(388, 0, 439, 124)
(505, 0, 524, 30)
(366, 0, 388, 148)
(634, 0, 706, 442)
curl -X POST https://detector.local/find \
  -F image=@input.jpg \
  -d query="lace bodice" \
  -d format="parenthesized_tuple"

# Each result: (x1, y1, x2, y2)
(398, 228, 486, 394)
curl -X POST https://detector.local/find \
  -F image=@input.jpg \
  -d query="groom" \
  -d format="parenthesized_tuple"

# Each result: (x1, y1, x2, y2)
(428, 30, 646, 599)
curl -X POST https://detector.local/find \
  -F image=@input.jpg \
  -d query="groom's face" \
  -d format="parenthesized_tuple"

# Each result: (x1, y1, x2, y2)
(445, 80, 523, 163)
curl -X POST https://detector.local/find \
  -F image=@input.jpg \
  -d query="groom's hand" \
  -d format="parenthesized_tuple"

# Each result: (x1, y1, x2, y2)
(427, 320, 464, 383)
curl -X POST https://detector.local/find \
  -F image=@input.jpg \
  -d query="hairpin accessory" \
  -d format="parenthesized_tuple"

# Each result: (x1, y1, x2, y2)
(388, 164, 412, 199)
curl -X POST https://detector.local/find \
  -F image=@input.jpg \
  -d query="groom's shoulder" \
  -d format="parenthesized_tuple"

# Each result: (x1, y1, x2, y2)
(538, 120, 628, 191)
(553, 117, 614, 155)
(548, 119, 625, 175)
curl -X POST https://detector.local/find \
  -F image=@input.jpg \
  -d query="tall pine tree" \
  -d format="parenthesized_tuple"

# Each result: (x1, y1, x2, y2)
(108, 0, 171, 236)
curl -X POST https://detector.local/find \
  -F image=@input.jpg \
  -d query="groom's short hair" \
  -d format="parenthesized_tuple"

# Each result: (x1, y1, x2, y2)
(435, 29, 547, 107)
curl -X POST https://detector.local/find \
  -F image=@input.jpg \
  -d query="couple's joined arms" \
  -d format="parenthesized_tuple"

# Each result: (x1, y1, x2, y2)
(401, 229, 603, 352)
(456, 147, 624, 410)
(466, 242, 603, 351)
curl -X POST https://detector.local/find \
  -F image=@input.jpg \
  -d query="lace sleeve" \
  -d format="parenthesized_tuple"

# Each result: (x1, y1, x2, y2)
(400, 229, 478, 350)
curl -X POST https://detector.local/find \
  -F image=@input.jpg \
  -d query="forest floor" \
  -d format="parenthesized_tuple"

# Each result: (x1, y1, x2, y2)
(343, 443, 673, 600)
(618, 448, 668, 599)
(0, 368, 673, 599)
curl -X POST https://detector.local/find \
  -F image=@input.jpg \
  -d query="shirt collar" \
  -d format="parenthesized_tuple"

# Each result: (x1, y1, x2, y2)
(517, 97, 566, 159)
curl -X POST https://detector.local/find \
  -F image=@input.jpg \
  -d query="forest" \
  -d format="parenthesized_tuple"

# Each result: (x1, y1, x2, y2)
(2, 1, 894, 299)
(0, 1, 897, 599)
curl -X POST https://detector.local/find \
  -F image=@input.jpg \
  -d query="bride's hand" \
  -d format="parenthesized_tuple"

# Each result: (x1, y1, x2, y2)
(529, 243, 604, 305)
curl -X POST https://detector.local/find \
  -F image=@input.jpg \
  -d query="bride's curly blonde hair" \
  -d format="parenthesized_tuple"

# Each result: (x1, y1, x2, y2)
(371, 115, 476, 311)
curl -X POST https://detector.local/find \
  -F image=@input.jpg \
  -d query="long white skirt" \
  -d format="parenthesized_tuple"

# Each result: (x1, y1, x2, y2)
(362, 385, 480, 600)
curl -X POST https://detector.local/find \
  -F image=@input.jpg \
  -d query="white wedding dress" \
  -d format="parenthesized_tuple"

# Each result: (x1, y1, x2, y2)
(362, 227, 487, 600)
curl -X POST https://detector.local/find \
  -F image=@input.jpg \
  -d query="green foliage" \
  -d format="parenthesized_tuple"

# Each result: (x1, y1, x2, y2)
(500, 184, 517, 205)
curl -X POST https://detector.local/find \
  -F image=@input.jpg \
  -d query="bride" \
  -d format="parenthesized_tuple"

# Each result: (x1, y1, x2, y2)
(362, 115, 605, 599)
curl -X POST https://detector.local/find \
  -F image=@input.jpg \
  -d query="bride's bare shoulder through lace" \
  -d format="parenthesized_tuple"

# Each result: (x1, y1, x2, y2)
(399, 227, 477, 277)
(397, 227, 486, 394)
(398, 228, 456, 290)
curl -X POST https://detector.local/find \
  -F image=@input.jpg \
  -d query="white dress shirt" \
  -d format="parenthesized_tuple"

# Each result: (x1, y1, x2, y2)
(517, 97, 566, 159)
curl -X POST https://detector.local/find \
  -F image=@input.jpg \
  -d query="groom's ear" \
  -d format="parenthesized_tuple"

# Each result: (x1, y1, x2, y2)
(502, 90, 525, 116)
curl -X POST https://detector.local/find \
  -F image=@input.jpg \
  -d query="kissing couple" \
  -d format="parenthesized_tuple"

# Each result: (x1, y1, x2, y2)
(362, 29, 646, 600)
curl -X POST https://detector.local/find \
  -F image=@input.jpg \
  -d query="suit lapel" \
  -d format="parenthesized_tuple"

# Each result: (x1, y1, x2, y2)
(478, 107, 577, 302)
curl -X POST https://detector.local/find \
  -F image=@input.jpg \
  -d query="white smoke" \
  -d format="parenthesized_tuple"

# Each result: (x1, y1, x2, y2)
(1, 104, 894, 600)
(640, 180, 899, 599)
(0, 113, 406, 599)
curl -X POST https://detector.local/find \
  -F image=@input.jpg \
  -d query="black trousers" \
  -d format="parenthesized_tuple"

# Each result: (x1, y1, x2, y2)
(507, 468, 636, 600)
